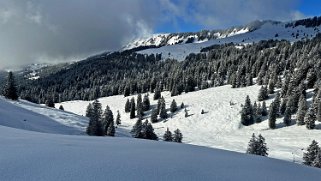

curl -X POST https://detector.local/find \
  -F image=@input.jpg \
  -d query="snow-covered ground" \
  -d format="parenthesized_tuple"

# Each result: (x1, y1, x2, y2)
(0, 96, 87, 135)
(0, 125, 320, 181)
(58, 85, 321, 163)
(137, 22, 321, 61)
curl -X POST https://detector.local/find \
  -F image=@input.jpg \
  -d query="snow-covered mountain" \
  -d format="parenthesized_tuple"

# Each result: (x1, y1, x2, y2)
(124, 18, 321, 61)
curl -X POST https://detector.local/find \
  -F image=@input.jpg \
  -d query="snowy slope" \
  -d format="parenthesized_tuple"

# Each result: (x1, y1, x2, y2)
(58, 85, 321, 163)
(0, 96, 87, 135)
(135, 21, 321, 61)
(0, 125, 320, 181)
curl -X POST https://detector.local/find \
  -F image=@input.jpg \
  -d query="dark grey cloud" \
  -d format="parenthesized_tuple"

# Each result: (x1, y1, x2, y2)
(0, 0, 306, 69)
(0, 0, 160, 68)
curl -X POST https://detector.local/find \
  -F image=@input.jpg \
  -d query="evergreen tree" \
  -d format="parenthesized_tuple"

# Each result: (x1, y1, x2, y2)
(150, 109, 158, 123)
(283, 106, 292, 126)
(184, 108, 188, 117)
(170, 99, 178, 113)
(173, 129, 183, 143)
(125, 99, 130, 113)
(124, 85, 130, 97)
(312, 151, 321, 168)
(163, 128, 173, 141)
(59, 105, 64, 111)
(46, 99, 55, 108)
(258, 86, 268, 101)
(86, 100, 103, 136)
(141, 120, 158, 140)
(317, 101, 321, 123)
(159, 97, 168, 119)
(246, 133, 268, 156)
(201, 109, 205, 114)
(305, 107, 316, 130)
(241, 95, 254, 126)
(297, 94, 308, 125)
(153, 86, 161, 100)
(131, 119, 142, 138)
(274, 92, 281, 116)
(268, 102, 277, 129)
(137, 101, 144, 120)
(106, 120, 115, 136)
(280, 98, 287, 115)
(303, 140, 320, 166)
(130, 98, 136, 119)
(142, 94, 150, 111)
(2, 71, 18, 100)
(85, 103, 93, 118)
(261, 101, 268, 116)
(181, 102, 185, 109)
(102, 105, 114, 134)
(268, 79, 275, 94)
(116, 110, 121, 125)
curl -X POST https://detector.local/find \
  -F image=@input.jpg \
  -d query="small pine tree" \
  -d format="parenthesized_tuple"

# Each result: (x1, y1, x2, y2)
(184, 108, 188, 117)
(283, 107, 292, 126)
(163, 128, 173, 141)
(131, 119, 142, 138)
(303, 140, 320, 166)
(159, 97, 168, 119)
(153, 86, 161, 100)
(173, 129, 183, 143)
(258, 86, 268, 101)
(305, 107, 316, 130)
(59, 105, 64, 111)
(240, 95, 254, 126)
(261, 101, 268, 116)
(142, 94, 150, 111)
(85, 103, 93, 118)
(102, 105, 114, 134)
(246, 133, 268, 156)
(150, 109, 158, 123)
(130, 98, 136, 119)
(297, 94, 308, 125)
(116, 110, 121, 125)
(181, 102, 185, 109)
(201, 109, 205, 114)
(46, 99, 55, 108)
(141, 120, 158, 140)
(86, 100, 103, 136)
(312, 150, 321, 168)
(280, 98, 287, 115)
(268, 102, 277, 129)
(125, 99, 130, 113)
(170, 99, 177, 113)
(3, 71, 18, 100)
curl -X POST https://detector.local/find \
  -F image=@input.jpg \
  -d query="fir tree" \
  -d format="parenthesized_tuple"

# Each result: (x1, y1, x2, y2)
(131, 119, 142, 138)
(137, 101, 144, 120)
(124, 85, 130, 97)
(305, 107, 316, 130)
(150, 109, 158, 123)
(297, 94, 308, 125)
(125, 99, 130, 113)
(116, 110, 121, 125)
(2, 71, 18, 100)
(102, 105, 114, 134)
(258, 86, 268, 101)
(303, 140, 320, 166)
(240, 95, 254, 126)
(59, 105, 64, 111)
(317, 101, 321, 123)
(181, 102, 185, 109)
(173, 129, 183, 143)
(184, 108, 188, 118)
(142, 94, 150, 111)
(201, 109, 205, 114)
(170, 99, 177, 113)
(141, 120, 158, 140)
(268, 102, 277, 129)
(283, 106, 292, 126)
(268, 79, 275, 94)
(274, 92, 281, 116)
(159, 97, 168, 119)
(261, 101, 268, 116)
(130, 98, 136, 119)
(280, 98, 287, 115)
(153, 86, 161, 100)
(85, 103, 93, 118)
(163, 128, 173, 141)
(312, 151, 321, 168)
(46, 99, 55, 108)
(86, 100, 103, 136)
(246, 133, 268, 156)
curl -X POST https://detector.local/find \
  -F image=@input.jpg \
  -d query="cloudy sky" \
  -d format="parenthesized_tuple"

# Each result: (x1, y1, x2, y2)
(0, 0, 320, 69)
